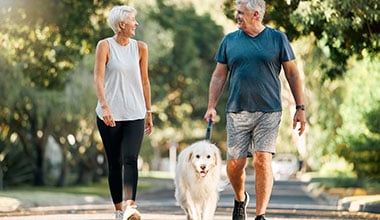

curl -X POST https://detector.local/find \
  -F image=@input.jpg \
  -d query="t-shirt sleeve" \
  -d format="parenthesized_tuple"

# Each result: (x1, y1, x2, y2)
(215, 36, 228, 64)
(279, 32, 295, 62)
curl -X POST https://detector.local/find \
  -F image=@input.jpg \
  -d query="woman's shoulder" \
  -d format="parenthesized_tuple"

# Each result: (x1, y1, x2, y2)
(136, 40, 148, 51)
(95, 38, 111, 53)
(97, 38, 112, 48)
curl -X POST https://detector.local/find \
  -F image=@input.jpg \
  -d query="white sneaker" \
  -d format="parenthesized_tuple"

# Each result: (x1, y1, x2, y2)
(115, 210, 124, 220)
(122, 205, 141, 220)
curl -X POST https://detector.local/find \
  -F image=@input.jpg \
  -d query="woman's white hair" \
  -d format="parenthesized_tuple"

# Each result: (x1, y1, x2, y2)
(108, 5, 137, 34)
(236, 0, 266, 21)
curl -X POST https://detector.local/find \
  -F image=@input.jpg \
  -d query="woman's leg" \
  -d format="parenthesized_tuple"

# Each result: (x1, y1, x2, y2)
(97, 117, 124, 210)
(121, 119, 145, 206)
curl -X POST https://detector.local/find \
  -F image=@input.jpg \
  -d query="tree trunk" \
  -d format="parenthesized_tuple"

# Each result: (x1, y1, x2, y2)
(0, 162, 3, 190)
(56, 147, 69, 187)
(34, 145, 45, 186)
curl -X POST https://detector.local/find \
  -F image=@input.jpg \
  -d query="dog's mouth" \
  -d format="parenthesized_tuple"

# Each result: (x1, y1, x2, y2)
(199, 170, 208, 177)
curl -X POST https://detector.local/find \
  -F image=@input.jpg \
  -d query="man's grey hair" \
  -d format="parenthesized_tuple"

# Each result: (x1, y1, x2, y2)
(236, 0, 266, 21)
(108, 5, 137, 34)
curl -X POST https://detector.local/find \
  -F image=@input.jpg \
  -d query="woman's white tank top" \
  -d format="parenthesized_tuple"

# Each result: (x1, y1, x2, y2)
(96, 37, 146, 121)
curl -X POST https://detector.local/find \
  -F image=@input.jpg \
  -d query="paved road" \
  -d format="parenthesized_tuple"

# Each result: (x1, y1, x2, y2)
(0, 177, 379, 220)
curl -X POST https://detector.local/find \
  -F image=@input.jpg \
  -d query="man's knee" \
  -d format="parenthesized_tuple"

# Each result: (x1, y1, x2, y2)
(253, 152, 272, 170)
(227, 158, 247, 174)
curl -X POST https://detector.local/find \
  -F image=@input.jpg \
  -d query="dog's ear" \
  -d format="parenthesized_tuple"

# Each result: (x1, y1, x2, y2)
(188, 152, 193, 161)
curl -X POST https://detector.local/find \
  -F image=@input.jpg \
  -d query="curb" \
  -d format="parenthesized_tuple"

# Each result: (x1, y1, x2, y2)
(338, 195, 380, 214)
(298, 174, 380, 214)
(0, 197, 21, 212)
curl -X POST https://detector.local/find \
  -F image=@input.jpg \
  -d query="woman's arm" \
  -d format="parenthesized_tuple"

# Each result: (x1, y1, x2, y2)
(138, 40, 153, 135)
(94, 40, 115, 127)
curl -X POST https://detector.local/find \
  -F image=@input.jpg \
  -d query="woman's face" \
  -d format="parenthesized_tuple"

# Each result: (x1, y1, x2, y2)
(120, 13, 139, 37)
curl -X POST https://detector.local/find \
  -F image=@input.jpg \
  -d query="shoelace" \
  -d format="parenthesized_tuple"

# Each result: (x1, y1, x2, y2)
(126, 205, 138, 209)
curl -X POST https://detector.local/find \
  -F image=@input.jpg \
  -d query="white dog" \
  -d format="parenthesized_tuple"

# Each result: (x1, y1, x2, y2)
(175, 140, 223, 220)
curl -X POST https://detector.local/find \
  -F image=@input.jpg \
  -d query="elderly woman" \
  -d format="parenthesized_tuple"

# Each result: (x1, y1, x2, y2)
(94, 5, 152, 220)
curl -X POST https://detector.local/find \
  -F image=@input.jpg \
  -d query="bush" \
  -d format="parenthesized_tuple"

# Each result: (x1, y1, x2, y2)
(338, 103, 380, 179)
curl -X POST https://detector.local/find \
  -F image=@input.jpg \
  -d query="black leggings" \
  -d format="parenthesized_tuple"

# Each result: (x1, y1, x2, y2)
(97, 117, 145, 204)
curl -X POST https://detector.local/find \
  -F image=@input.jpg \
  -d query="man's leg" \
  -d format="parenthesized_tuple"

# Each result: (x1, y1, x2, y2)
(228, 158, 249, 220)
(227, 158, 247, 201)
(253, 151, 273, 216)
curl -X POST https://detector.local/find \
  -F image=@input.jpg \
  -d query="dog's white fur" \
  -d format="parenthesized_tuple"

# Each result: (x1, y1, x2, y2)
(175, 140, 223, 220)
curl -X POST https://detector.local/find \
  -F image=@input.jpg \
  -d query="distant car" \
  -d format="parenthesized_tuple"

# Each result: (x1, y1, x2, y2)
(272, 153, 299, 180)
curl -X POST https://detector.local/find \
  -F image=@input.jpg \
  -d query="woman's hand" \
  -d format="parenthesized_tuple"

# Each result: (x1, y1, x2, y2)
(144, 112, 153, 135)
(102, 106, 116, 127)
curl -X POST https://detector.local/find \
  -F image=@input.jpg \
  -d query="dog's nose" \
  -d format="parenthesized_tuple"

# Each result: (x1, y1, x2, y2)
(200, 164, 206, 170)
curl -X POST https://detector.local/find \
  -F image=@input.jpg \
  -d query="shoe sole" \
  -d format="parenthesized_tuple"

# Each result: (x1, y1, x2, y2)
(244, 192, 250, 220)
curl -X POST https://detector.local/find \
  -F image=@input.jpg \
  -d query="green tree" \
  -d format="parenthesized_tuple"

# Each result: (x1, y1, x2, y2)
(0, 0, 121, 186)
(223, 0, 380, 79)
(146, 0, 226, 156)
(338, 102, 380, 179)
(336, 58, 380, 179)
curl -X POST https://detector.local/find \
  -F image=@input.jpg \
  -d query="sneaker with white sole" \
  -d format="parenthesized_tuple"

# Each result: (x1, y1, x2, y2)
(232, 192, 249, 220)
(115, 210, 124, 220)
(123, 205, 141, 220)
(255, 214, 266, 220)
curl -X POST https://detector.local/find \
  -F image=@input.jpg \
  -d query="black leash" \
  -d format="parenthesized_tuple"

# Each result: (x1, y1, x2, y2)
(205, 119, 213, 141)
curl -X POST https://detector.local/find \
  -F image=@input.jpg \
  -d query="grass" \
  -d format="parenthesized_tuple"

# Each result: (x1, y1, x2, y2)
(1, 171, 174, 197)
(0, 172, 174, 207)
(311, 176, 380, 190)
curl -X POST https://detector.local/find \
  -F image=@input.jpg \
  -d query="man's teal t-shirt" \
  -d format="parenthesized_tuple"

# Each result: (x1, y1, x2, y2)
(215, 27, 295, 113)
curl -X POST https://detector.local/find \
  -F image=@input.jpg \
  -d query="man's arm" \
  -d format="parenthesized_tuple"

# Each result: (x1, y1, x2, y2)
(204, 63, 229, 123)
(283, 60, 306, 135)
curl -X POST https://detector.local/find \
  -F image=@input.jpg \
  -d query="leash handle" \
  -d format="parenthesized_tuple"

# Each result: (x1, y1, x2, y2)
(205, 119, 213, 141)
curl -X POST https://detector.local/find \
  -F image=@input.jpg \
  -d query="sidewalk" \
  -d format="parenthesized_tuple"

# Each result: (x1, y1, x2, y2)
(0, 174, 379, 218)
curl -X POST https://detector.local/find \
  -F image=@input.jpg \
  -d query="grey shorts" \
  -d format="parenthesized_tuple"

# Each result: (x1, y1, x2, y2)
(226, 111, 282, 159)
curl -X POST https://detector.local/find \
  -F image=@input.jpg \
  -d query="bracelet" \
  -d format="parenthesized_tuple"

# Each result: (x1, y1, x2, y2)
(146, 109, 152, 113)
(296, 105, 305, 111)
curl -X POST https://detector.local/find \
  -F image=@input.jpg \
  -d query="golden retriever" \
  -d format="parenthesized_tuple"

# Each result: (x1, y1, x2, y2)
(175, 140, 223, 220)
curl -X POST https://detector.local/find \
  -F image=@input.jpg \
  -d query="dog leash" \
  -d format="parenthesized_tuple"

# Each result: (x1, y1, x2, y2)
(205, 119, 213, 141)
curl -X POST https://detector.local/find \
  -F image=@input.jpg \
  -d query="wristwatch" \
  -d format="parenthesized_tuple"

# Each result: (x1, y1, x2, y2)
(296, 105, 305, 111)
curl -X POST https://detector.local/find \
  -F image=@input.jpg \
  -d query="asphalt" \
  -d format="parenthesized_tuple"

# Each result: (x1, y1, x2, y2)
(0, 174, 379, 220)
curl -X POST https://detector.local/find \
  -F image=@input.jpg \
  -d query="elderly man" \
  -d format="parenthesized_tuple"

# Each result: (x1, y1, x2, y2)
(204, 0, 306, 219)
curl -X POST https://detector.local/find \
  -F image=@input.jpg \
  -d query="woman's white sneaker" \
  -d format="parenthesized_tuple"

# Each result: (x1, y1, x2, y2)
(123, 205, 141, 220)
(115, 210, 124, 220)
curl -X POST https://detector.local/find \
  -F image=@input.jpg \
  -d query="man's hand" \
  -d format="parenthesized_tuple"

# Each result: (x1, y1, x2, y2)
(293, 110, 306, 136)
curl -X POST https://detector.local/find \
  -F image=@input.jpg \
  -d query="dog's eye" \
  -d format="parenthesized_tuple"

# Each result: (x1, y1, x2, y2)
(196, 155, 200, 159)
(207, 155, 211, 159)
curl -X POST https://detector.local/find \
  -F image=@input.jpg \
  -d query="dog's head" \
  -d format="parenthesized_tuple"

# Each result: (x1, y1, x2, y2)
(187, 141, 220, 178)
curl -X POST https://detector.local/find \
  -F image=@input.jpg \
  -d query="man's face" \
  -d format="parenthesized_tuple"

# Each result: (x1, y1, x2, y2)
(235, 3, 253, 31)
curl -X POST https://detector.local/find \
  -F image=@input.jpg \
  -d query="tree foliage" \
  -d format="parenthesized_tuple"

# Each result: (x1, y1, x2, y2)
(0, 0, 226, 186)
(1, 0, 113, 89)
(338, 103, 380, 178)
(223, 0, 380, 79)
(146, 0, 226, 151)
(335, 58, 380, 179)
(1, 0, 379, 185)
(0, 0, 121, 186)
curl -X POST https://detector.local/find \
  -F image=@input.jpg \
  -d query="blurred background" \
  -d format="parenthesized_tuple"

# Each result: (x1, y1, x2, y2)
(0, 0, 379, 192)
